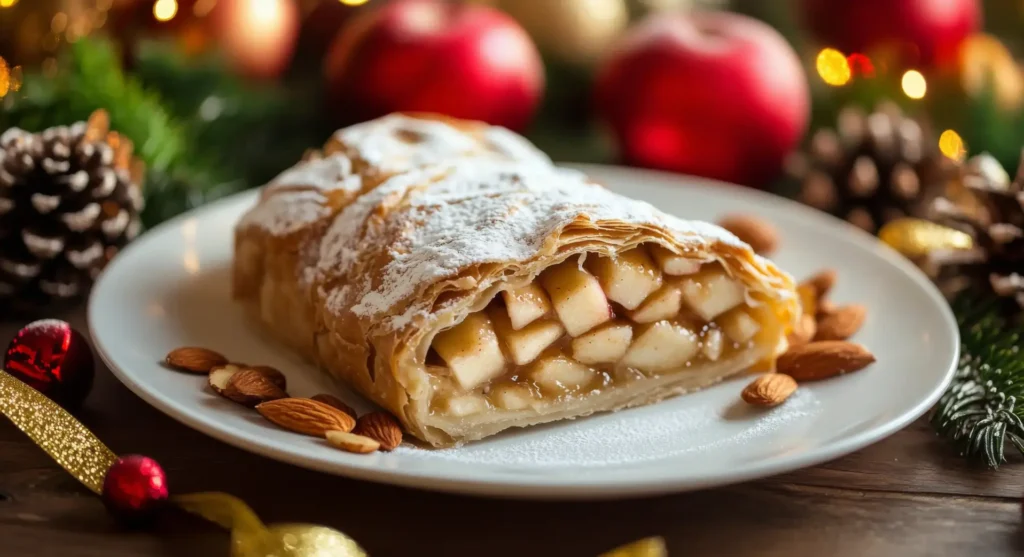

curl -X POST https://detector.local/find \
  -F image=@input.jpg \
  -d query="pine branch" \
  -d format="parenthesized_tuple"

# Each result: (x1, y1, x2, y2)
(932, 293, 1024, 467)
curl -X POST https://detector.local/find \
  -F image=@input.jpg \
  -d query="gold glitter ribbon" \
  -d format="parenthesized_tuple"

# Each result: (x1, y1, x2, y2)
(878, 218, 974, 259)
(0, 369, 117, 494)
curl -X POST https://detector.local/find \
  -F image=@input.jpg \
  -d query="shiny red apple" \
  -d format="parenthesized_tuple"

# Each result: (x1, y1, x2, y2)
(801, 0, 981, 69)
(594, 12, 810, 188)
(324, 0, 544, 132)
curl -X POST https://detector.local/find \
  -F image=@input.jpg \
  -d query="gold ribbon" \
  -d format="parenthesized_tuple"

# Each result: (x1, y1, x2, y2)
(878, 218, 974, 259)
(0, 368, 665, 556)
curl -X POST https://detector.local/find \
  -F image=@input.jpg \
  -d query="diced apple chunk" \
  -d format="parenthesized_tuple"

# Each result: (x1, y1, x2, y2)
(681, 269, 746, 321)
(489, 384, 535, 411)
(629, 283, 683, 323)
(529, 354, 596, 392)
(442, 393, 489, 417)
(490, 307, 565, 365)
(702, 328, 724, 361)
(431, 312, 507, 390)
(539, 259, 612, 336)
(571, 321, 632, 364)
(719, 309, 761, 343)
(587, 249, 663, 310)
(621, 321, 700, 373)
(501, 283, 552, 330)
(648, 245, 703, 275)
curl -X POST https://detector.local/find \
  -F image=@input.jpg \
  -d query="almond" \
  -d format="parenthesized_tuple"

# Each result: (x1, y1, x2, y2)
(817, 299, 837, 318)
(741, 374, 798, 406)
(165, 347, 228, 373)
(800, 269, 837, 302)
(311, 393, 356, 420)
(777, 341, 876, 381)
(787, 314, 817, 347)
(815, 304, 866, 341)
(223, 369, 288, 406)
(353, 411, 403, 451)
(249, 365, 287, 391)
(717, 214, 779, 255)
(256, 398, 356, 437)
(208, 363, 245, 395)
(325, 430, 380, 454)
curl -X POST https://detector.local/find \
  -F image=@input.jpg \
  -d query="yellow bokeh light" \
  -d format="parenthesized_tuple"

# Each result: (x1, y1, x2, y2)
(939, 130, 967, 161)
(0, 57, 8, 98)
(0, 0, 18, 8)
(816, 48, 852, 86)
(901, 70, 927, 99)
(340, 0, 370, 5)
(154, 0, 178, 22)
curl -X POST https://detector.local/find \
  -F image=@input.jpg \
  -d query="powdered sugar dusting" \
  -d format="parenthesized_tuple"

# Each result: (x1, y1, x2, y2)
(266, 154, 362, 193)
(317, 160, 746, 328)
(238, 190, 330, 237)
(333, 114, 551, 175)
(413, 388, 820, 467)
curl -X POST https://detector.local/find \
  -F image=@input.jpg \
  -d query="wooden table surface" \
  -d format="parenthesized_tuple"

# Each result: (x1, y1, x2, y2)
(1, 314, 1022, 557)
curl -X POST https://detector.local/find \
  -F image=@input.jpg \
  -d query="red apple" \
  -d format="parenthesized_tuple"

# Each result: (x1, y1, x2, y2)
(594, 12, 810, 188)
(324, 0, 544, 132)
(801, 0, 981, 69)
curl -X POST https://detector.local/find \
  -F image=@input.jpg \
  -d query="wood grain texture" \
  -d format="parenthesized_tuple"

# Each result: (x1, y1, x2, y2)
(1, 318, 1023, 556)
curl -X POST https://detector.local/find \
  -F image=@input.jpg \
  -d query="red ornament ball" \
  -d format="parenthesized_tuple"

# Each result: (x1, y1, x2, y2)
(800, 0, 980, 70)
(3, 319, 95, 408)
(324, 0, 544, 132)
(594, 11, 809, 188)
(102, 455, 170, 525)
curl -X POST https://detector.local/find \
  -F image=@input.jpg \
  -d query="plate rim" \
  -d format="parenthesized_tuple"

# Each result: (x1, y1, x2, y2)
(88, 163, 959, 500)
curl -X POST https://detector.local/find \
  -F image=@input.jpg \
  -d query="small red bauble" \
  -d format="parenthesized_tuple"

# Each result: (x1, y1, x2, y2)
(3, 319, 95, 409)
(102, 455, 169, 525)
(324, 0, 544, 132)
(594, 11, 809, 188)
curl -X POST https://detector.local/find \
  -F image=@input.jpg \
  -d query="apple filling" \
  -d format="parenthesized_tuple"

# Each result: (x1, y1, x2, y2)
(426, 245, 764, 417)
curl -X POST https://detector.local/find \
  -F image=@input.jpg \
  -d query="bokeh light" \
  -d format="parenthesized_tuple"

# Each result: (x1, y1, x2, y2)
(939, 130, 967, 162)
(901, 70, 927, 99)
(0, 57, 9, 98)
(846, 53, 875, 78)
(816, 48, 851, 86)
(154, 0, 178, 22)
(0, 0, 18, 8)
(340, 0, 370, 5)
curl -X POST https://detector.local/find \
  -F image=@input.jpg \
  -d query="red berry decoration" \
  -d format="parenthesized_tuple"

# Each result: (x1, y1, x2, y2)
(3, 319, 95, 409)
(102, 455, 169, 525)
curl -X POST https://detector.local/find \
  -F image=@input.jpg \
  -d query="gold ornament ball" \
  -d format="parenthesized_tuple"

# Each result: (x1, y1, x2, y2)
(232, 524, 366, 557)
(498, 0, 629, 65)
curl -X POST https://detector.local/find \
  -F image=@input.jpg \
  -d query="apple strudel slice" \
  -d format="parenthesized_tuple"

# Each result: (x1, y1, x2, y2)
(302, 160, 798, 447)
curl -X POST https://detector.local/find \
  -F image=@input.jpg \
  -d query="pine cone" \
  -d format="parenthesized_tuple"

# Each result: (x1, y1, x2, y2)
(787, 101, 955, 234)
(927, 152, 1024, 317)
(0, 110, 144, 315)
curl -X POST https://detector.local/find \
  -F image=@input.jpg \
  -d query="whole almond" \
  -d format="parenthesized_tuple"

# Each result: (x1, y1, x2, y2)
(800, 269, 837, 302)
(817, 299, 837, 317)
(311, 393, 356, 420)
(166, 347, 228, 373)
(787, 314, 818, 347)
(325, 430, 380, 454)
(249, 365, 287, 391)
(256, 398, 356, 437)
(742, 374, 798, 407)
(717, 214, 779, 255)
(223, 369, 288, 406)
(777, 341, 876, 381)
(815, 304, 867, 341)
(353, 411, 403, 451)
(209, 363, 245, 395)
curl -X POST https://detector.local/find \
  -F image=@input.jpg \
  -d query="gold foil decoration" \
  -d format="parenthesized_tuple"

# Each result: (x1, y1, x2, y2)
(174, 492, 367, 557)
(878, 218, 974, 259)
(0, 370, 117, 494)
(601, 537, 668, 557)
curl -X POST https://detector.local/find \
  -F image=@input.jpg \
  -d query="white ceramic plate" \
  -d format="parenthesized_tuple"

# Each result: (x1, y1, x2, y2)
(88, 164, 958, 500)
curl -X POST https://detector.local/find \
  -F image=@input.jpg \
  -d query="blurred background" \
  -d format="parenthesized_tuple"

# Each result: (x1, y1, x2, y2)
(0, 0, 1020, 231)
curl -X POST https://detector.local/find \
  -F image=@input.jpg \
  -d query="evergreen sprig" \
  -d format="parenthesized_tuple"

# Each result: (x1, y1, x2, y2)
(932, 293, 1024, 467)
